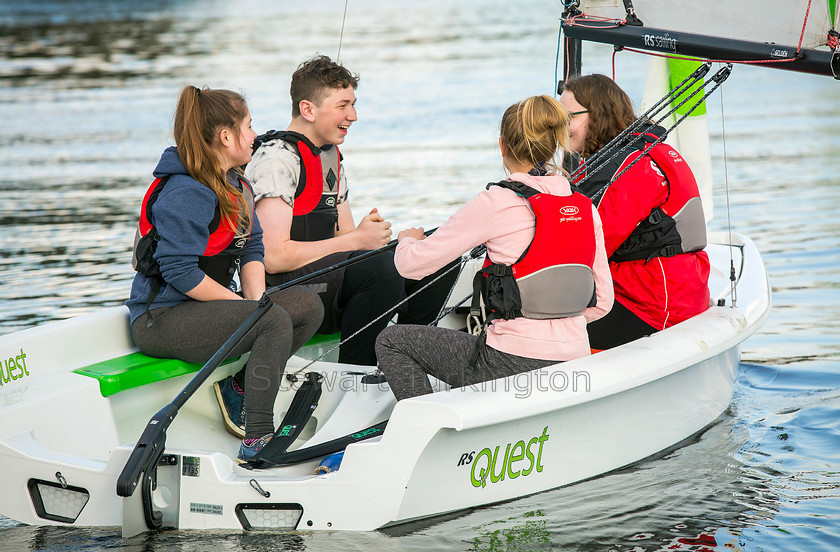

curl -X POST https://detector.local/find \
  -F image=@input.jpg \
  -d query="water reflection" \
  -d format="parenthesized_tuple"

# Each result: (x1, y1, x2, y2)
(456, 416, 780, 551)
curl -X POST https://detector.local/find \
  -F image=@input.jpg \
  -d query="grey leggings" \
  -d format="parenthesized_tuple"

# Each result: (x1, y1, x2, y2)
(131, 287, 323, 438)
(374, 324, 556, 401)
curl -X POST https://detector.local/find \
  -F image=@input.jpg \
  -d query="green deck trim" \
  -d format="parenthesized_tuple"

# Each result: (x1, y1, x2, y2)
(301, 332, 341, 346)
(73, 333, 340, 397)
(73, 353, 234, 397)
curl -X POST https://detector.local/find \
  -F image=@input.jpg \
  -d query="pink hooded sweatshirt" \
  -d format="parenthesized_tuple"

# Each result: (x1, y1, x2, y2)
(395, 172, 613, 361)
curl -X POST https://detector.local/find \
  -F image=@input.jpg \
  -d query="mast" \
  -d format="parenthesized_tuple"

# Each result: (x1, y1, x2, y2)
(561, 2, 583, 85)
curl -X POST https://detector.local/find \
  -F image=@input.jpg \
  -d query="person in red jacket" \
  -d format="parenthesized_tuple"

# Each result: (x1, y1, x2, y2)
(559, 74, 710, 350)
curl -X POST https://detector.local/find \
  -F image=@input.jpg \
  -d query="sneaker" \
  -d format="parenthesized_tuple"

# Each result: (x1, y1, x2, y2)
(213, 376, 246, 438)
(238, 435, 272, 463)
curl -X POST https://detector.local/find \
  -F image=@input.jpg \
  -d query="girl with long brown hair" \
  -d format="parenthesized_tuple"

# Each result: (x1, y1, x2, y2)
(126, 85, 323, 462)
(559, 75, 710, 350)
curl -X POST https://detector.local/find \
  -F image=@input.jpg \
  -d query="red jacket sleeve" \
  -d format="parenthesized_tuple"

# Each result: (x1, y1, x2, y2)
(597, 152, 670, 256)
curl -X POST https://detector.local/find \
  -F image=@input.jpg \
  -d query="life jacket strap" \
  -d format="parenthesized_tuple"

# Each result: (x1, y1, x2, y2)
(468, 331, 488, 372)
(144, 278, 162, 328)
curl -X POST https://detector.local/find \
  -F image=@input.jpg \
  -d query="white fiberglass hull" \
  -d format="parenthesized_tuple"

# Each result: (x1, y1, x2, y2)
(0, 232, 769, 533)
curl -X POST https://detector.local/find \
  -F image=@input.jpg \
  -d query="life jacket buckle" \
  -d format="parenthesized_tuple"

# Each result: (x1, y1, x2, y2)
(647, 209, 663, 224)
(487, 264, 509, 277)
(659, 244, 679, 257)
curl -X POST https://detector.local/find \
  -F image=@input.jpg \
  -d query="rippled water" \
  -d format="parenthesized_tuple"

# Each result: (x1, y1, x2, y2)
(1, 0, 839, 550)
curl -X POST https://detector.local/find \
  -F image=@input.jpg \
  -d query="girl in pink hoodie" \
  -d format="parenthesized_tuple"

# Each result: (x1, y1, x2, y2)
(375, 95, 613, 400)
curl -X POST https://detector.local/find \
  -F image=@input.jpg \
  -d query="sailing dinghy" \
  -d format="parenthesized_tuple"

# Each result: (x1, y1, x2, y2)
(0, 232, 769, 534)
(5, 0, 836, 534)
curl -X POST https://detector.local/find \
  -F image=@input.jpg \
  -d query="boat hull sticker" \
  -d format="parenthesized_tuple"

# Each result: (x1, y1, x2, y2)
(190, 502, 223, 515)
(1, 348, 29, 387)
(467, 426, 550, 488)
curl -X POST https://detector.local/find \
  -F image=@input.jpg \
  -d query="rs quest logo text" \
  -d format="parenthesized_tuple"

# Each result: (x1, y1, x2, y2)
(458, 426, 550, 488)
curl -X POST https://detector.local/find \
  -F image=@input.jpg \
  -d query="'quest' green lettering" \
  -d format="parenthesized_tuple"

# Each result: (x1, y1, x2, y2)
(489, 444, 510, 484)
(522, 437, 538, 476)
(1, 349, 29, 387)
(507, 440, 526, 479)
(469, 426, 549, 489)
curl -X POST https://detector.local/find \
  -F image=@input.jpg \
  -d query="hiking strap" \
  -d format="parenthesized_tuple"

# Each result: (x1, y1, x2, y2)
(243, 420, 387, 470)
(250, 372, 323, 464)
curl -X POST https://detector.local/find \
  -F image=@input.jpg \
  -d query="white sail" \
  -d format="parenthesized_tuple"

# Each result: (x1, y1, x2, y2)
(577, 0, 839, 50)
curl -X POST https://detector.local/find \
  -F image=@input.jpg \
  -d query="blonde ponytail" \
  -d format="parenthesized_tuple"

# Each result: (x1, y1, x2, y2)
(500, 95, 570, 174)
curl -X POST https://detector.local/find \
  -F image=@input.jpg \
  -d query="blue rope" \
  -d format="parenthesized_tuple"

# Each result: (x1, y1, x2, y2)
(554, 22, 563, 96)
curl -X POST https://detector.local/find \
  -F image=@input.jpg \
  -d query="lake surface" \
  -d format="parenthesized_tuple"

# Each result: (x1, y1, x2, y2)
(1, 0, 839, 550)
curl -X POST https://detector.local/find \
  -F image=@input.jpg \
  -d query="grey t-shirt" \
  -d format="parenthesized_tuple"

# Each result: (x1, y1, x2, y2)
(245, 139, 349, 208)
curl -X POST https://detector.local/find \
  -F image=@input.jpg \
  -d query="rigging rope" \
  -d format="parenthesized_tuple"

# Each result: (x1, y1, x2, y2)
(555, 23, 563, 95)
(605, 64, 731, 191)
(719, 77, 738, 308)
(286, 249, 480, 380)
(570, 62, 711, 188)
(612, 47, 618, 80)
(336, 0, 350, 62)
(797, 0, 813, 54)
(566, 0, 828, 68)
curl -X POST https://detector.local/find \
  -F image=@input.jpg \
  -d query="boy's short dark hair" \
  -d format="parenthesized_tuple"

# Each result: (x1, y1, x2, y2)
(290, 55, 359, 117)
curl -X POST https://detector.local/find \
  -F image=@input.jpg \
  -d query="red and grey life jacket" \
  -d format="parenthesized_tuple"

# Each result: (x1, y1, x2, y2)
(253, 130, 341, 242)
(574, 125, 707, 262)
(471, 180, 597, 324)
(131, 174, 255, 291)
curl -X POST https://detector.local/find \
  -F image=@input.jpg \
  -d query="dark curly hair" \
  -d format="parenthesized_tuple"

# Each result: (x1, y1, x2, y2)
(290, 55, 359, 117)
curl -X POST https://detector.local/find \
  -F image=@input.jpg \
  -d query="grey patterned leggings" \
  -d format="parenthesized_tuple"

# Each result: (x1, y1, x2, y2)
(374, 324, 556, 401)
(131, 287, 323, 438)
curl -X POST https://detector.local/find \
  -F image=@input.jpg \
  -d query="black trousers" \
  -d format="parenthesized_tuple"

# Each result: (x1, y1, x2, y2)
(586, 298, 658, 350)
(268, 250, 459, 366)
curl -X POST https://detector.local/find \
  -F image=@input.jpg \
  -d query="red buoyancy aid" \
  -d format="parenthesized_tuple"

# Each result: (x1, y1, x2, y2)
(132, 174, 255, 288)
(574, 125, 706, 262)
(252, 130, 342, 242)
(473, 181, 598, 322)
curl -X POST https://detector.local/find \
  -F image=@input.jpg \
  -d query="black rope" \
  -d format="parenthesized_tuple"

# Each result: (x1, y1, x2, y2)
(579, 64, 731, 207)
(597, 64, 732, 198)
(286, 244, 487, 379)
(569, 62, 711, 183)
